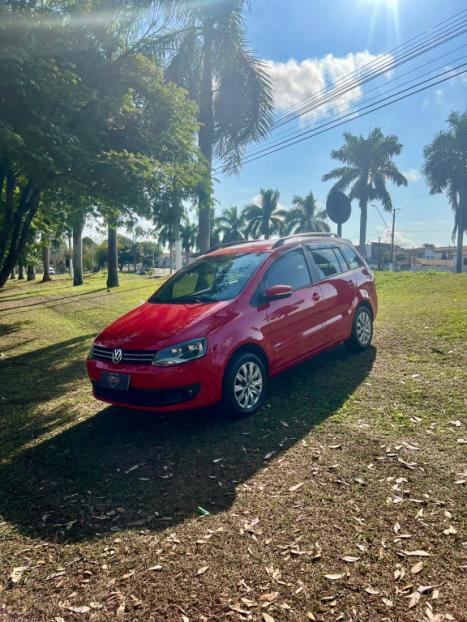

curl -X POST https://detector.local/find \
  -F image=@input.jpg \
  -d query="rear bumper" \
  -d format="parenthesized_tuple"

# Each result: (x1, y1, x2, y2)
(87, 353, 226, 412)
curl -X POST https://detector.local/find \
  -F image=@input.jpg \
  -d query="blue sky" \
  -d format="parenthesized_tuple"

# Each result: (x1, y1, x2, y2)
(213, 0, 467, 248)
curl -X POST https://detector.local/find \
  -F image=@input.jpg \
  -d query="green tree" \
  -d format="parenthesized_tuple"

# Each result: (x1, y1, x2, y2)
(423, 111, 467, 273)
(165, 0, 273, 252)
(216, 206, 246, 243)
(285, 192, 330, 234)
(244, 189, 286, 239)
(0, 4, 201, 288)
(322, 128, 407, 257)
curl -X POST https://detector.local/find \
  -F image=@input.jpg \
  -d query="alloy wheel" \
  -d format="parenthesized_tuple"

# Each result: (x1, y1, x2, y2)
(233, 361, 263, 410)
(356, 309, 372, 345)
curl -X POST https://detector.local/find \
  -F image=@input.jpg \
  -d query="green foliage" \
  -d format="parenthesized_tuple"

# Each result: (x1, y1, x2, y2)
(216, 206, 246, 243)
(285, 192, 330, 234)
(244, 189, 286, 240)
(322, 128, 407, 255)
(423, 111, 467, 241)
(0, 1, 202, 286)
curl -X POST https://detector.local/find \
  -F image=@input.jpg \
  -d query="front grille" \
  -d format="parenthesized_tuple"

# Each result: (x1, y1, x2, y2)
(92, 344, 156, 365)
(93, 383, 201, 407)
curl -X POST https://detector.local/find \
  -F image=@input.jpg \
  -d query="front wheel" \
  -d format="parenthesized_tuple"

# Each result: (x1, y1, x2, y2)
(346, 306, 373, 351)
(222, 352, 267, 416)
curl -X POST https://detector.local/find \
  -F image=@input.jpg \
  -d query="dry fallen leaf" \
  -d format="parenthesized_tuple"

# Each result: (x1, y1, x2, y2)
(382, 598, 393, 607)
(197, 566, 209, 576)
(443, 525, 457, 535)
(342, 556, 359, 563)
(288, 482, 304, 492)
(148, 565, 163, 572)
(324, 573, 345, 581)
(259, 592, 279, 602)
(9, 567, 27, 584)
(408, 591, 421, 608)
(365, 587, 380, 595)
(306, 613, 316, 621)
(66, 606, 91, 614)
(403, 550, 430, 557)
(411, 561, 424, 574)
(262, 613, 276, 622)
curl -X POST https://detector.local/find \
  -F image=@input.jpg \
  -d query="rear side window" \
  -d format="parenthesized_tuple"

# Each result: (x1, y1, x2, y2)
(309, 247, 343, 279)
(340, 244, 363, 270)
(265, 249, 311, 291)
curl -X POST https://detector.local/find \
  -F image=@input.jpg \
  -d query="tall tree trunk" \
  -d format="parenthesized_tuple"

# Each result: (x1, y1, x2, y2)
(107, 222, 119, 288)
(18, 264, 24, 280)
(10, 267, 16, 279)
(359, 198, 368, 258)
(41, 244, 51, 282)
(0, 183, 40, 288)
(197, 21, 215, 254)
(72, 215, 85, 286)
(27, 265, 35, 281)
(169, 242, 174, 274)
(68, 230, 74, 278)
(174, 222, 182, 271)
(455, 191, 465, 273)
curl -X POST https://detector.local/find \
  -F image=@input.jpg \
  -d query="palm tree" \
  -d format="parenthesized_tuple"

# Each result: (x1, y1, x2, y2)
(216, 206, 246, 243)
(165, 1, 273, 253)
(322, 128, 407, 257)
(285, 191, 330, 234)
(423, 111, 467, 273)
(181, 219, 198, 263)
(244, 189, 286, 239)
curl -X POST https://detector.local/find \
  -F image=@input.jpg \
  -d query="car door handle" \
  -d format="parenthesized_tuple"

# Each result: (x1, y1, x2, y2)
(312, 292, 321, 302)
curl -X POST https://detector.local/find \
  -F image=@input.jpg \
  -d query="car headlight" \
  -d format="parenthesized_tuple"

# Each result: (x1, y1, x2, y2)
(152, 338, 207, 367)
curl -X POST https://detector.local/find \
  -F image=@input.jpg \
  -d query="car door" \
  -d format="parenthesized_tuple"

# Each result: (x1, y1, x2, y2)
(306, 245, 355, 343)
(258, 248, 325, 370)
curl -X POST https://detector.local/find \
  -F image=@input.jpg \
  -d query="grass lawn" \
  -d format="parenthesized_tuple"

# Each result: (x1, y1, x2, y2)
(0, 271, 466, 622)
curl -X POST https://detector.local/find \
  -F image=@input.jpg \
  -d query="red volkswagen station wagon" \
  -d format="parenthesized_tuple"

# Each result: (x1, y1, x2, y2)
(87, 234, 377, 415)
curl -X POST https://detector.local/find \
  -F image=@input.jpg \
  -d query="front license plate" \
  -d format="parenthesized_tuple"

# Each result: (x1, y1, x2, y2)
(100, 371, 130, 391)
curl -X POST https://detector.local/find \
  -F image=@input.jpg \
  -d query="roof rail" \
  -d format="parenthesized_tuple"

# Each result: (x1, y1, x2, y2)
(205, 239, 253, 254)
(272, 232, 337, 249)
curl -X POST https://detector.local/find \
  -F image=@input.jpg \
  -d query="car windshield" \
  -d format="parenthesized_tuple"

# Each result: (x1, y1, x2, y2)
(149, 252, 268, 304)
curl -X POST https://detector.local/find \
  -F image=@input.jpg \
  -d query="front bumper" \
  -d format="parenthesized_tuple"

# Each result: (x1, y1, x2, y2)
(86, 352, 226, 412)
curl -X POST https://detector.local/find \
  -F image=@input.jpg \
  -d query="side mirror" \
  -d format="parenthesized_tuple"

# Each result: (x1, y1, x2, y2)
(265, 284, 293, 300)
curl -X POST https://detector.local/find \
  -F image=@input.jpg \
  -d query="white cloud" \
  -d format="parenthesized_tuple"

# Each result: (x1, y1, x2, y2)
(373, 225, 416, 248)
(264, 51, 392, 123)
(403, 168, 421, 182)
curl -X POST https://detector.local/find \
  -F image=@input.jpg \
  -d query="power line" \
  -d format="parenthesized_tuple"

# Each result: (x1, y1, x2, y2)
(252, 46, 466, 153)
(216, 64, 466, 170)
(271, 11, 467, 128)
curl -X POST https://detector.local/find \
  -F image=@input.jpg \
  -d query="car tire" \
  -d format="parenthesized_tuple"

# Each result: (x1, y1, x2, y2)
(222, 351, 267, 416)
(346, 305, 373, 351)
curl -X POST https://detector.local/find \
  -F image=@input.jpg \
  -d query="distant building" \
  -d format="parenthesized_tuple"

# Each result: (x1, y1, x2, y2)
(366, 242, 467, 272)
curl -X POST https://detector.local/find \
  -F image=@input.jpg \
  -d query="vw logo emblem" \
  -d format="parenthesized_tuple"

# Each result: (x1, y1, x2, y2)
(112, 348, 123, 364)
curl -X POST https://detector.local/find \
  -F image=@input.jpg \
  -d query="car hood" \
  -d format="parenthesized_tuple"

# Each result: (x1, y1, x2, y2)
(95, 299, 235, 350)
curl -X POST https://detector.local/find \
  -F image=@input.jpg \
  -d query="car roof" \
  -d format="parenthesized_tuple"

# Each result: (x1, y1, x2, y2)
(206, 235, 352, 257)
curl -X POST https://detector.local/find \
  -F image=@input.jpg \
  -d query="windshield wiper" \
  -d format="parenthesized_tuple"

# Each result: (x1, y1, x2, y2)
(172, 294, 215, 303)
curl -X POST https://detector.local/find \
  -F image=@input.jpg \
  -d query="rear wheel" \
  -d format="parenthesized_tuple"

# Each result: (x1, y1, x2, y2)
(346, 306, 373, 351)
(223, 352, 267, 416)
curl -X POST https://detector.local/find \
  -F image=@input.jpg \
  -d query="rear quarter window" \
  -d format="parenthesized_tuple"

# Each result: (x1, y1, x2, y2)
(340, 245, 363, 270)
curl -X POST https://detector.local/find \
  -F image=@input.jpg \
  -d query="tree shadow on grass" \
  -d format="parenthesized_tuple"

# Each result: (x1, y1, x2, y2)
(0, 345, 376, 543)
(0, 335, 94, 461)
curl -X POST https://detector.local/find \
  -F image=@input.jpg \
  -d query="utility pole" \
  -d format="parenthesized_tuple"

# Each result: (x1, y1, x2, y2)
(390, 208, 400, 270)
(377, 236, 381, 271)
